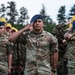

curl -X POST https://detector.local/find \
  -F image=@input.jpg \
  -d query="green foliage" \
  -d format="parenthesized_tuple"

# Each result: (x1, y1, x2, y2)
(0, 4, 6, 17)
(12, 24, 24, 30)
(40, 4, 53, 25)
(57, 5, 66, 24)
(69, 4, 75, 16)
(7, 1, 18, 25)
(44, 23, 56, 33)
(17, 7, 29, 25)
(0, 1, 75, 28)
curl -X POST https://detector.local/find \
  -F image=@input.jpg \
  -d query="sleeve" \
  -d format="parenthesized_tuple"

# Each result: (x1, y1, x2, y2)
(6, 42, 14, 54)
(16, 33, 27, 45)
(50, 34, 58, 52)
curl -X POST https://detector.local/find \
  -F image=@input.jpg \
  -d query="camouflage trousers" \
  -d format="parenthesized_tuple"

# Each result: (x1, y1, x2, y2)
(0, 69, 8, 75)
(24, 72, 51, 75)
(0, 62, 8, 75)
(8, 66, 24, 75)
(57, 57, 68, 75)
(24, 67, 51, 75)
(68, 68, 75, 75)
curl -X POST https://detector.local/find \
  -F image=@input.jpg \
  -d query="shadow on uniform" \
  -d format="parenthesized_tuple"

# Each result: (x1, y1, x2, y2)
(7, 41, 26, 75)
(52, 24, 68, 75)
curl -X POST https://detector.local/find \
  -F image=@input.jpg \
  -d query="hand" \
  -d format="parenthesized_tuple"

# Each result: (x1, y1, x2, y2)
(8, 68, 11, 74)
(62, 39, 66, 43)
(23, 24, 33, 31)
(51, 71, 54, 75)
(68, 34, 72, 39)
(62, 39, 67, 45)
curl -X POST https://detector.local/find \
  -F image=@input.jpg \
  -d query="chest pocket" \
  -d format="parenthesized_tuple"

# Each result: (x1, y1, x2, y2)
(26, 34, 50, 49)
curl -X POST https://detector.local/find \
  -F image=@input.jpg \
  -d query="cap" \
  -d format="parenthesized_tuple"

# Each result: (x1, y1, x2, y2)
(0, 18, 7, 23)
(69, 23, 72, 28)
(12, 27, 18, 32)
(30, 14, 43, 23)
(6, 23, 12, 28)
(71, 15, 75, 22)
(0, 22, 5, 26)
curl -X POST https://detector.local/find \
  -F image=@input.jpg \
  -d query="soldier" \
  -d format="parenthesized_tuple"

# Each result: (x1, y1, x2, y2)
(11, 27, 18, 34)
(6, 23, 12, 34)
(8, 14, 58, 75)
(63, 15, 75, 75)
(7, 27, 26, 75)
(0, 18, 9, 75)
(52, 24, 68, 75)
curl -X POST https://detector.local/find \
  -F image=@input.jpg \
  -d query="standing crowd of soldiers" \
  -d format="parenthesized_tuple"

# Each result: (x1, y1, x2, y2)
(0, 18, 26, 75)
(0, 14, 75, 75)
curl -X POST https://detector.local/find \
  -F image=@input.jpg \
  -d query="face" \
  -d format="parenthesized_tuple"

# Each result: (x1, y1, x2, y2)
(11, 30, 16, 34)
(0, 26, 5, 34)
(6, 27, 11, 32)
(33, 19, 44, 31)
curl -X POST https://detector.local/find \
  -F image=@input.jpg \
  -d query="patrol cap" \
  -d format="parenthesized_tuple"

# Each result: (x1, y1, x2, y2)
(12, 27, 18, 32)
(69, 23, 72, 28)
(0, 18, 7, 23)
(71, 15, 75, 22)
(6, 23, 12, 28)
(30, 14, 43, 23)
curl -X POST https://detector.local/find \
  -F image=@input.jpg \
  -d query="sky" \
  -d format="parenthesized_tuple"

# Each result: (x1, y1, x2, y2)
(0, 0, 75, 24)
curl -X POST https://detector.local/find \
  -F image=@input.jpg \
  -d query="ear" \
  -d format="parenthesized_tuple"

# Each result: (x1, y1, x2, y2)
(42, 22, 44, 26)
(30, 22, 34, 26)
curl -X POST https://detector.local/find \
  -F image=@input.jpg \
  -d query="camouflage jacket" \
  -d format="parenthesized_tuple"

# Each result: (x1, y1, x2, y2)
(65, 31, 75, 69)
(16, 30, 58, 75)
(0, 32, 9, 72)
(7, 42, 26, 67)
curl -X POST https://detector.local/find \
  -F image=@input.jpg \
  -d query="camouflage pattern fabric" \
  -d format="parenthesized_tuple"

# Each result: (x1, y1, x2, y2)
(65, 31, 75, 75)
(52, 24, 68, 75)
(16, 30, 58, 75)
(7, 41, 26, 75)
(0, 32, 9, 75)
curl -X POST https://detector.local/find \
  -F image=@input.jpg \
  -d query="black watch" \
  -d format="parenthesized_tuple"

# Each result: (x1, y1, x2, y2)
(51, 70, 56, 73)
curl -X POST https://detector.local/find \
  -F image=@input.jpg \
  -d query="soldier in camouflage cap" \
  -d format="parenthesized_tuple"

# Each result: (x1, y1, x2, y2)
(63, 15, 75, 75)
(52, 24, 68, 75)
(0, 18, 9, 75)
(8, 14, 58, 75)
(7, 27, 26, 75)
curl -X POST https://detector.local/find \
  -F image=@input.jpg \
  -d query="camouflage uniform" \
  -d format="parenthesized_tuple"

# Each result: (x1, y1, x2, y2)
(16, 30, 58, 75)
(0, 32, 9, 75)
(7, 41, 26, 75)
(64, 31, 75, 75)
(52, 24, 68, 75)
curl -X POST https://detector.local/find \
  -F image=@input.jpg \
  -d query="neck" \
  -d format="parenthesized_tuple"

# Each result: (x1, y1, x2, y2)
(33, 29, 43, 34)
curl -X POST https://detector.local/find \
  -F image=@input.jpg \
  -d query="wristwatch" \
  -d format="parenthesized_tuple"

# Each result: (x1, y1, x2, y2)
(8, 67, 12, 69)
(51, 70, 56, 73)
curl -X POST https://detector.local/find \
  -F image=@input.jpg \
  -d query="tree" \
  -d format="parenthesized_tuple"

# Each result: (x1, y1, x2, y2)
(0, 4, 6, 17)
(40, 4, 56, 33)
(68, 4, 75, 19)
(57, 5, 66, 24)
(7, 1, 18, 25)
(17, 7, 29, 25)
(40, 4, 53, 25)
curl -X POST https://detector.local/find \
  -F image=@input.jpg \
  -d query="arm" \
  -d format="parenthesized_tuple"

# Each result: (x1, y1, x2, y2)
(62, 32, 73, 43)
(8, 24, 32, 42)
(51, 51, 58, 72)
(8, 54, 12, 74)
(50, 34, 58, 74)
